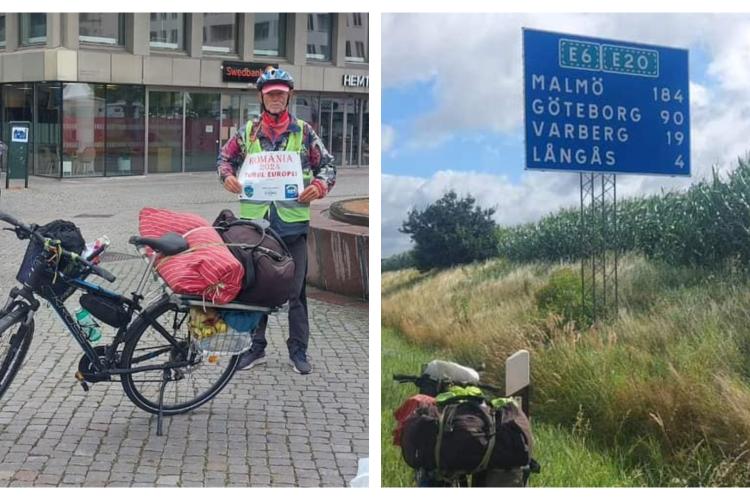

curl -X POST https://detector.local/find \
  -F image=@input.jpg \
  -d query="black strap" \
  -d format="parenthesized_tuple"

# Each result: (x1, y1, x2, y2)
(220, 219, 292, 256)
(434, 400, 497, 481)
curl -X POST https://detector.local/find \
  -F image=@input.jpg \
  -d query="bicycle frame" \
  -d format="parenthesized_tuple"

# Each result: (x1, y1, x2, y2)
(4, 246, 167, 375)
(0, 210, 280, 435)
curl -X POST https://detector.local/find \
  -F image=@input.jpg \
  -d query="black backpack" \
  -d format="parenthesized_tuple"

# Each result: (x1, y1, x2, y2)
(400, 393, 533, 476)
(212, 209, 295, 308)
(17, 219, 86, 299)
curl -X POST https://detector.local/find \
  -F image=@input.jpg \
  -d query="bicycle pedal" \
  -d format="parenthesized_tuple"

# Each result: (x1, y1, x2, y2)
(74, 371, 89, 392)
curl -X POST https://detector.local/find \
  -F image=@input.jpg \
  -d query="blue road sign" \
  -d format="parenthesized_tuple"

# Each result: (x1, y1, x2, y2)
(523, 28, 690, 176)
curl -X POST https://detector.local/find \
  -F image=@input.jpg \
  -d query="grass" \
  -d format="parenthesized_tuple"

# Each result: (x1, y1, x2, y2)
(382, 254, 750, 486)
(381, 327, 646, 487)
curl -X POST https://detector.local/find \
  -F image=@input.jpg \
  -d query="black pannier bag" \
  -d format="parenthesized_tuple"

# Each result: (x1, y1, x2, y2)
(16, 219, 87, 300)
(491, 398, 533, 468)
(399, 393, 532, 476)
(212, 209, 295, 308)
(400, 402, 440, 470)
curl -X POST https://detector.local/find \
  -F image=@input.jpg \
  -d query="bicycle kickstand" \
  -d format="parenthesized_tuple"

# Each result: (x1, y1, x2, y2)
(156, 369, 170, 436)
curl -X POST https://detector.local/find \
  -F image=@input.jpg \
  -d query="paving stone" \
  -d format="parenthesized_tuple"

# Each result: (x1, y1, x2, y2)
(0, 172, 368, 487)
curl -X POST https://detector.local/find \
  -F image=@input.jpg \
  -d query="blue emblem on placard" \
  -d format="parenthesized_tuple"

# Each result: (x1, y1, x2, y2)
(285, 184, 298, 199)
(244, 184, 254, 198)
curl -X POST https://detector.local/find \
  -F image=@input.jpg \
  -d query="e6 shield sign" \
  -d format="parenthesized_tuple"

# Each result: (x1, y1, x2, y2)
(523, 28, 690, 176)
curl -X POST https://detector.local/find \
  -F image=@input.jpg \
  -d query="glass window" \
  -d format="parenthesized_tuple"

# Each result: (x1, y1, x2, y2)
(62, 83, 106, 177)
(148, 91, 183, 173)
(221, 94, 260, 146)
(344, 13, 368, 63)
(202, 13, 237, 54)
(184, 93, 220, 172)
(150, 13, 185, 50)
(3, 84, 34, 174)
(79, 13, 125, 45)
(0, 15, 6, 49)
(35, 83, 63, 177)
(254, 13, 286, 58)
(307, 13, 332, 61)
(20, 14, 46, 45)
(106, 85, 145, 176)
(294, 94, 320, 135)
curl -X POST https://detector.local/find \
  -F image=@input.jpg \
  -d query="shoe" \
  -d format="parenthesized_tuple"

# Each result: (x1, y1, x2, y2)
(289, 350, 312, 375)
(237, 347, 266, 371)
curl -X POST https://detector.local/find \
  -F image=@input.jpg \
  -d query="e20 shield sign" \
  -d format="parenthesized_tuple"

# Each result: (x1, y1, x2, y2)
(523, 28, 690, 176)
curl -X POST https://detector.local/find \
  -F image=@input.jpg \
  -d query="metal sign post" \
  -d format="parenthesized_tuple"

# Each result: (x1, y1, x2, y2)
(7, 121, 31, 190)
(580, 173, 618, 320)
(523, 29, 690, 322)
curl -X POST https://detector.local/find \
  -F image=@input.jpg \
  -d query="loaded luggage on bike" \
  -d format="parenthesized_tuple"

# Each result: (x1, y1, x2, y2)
(393, 360, 540, 487)
(139, 207, 294, 308)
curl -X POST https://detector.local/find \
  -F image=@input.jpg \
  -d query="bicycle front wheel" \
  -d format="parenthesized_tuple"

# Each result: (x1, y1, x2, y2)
(120, 295, 239, 415)
(0, 306, 34, 400)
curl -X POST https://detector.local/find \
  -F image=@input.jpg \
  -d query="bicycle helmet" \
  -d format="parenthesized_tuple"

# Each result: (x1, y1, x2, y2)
(256, 67, 295, 93)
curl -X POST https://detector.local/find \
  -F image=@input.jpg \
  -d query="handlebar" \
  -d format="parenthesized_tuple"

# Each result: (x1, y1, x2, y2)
(0, 210, 34, 235)
(0, 210, 116, 283)
(393, 373, 504, 394)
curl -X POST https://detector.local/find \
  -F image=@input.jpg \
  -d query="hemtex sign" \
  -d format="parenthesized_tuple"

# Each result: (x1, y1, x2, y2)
(342, 75, 369, 88)
(523, 28, 691, 176)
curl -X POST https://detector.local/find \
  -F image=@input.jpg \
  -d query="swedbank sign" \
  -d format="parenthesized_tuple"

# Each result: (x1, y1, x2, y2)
(221, 62, 279, 83)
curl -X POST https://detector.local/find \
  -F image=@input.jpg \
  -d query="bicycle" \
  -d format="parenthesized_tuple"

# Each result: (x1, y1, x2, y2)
(393, 359, 540, 487)
(0, 210, 278, 435)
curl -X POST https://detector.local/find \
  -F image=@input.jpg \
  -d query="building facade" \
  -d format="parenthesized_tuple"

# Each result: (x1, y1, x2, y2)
(0, 13, 368, 178)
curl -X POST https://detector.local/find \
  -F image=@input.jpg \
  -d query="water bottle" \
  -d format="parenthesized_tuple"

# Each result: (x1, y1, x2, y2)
(75, 307, 102, 343)
(82, 236, 110, 264)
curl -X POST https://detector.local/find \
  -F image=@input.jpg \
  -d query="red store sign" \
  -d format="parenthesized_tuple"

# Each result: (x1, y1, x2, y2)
(221, 62, 278, 84)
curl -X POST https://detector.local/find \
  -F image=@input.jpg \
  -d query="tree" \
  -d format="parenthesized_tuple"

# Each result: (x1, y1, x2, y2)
(400, 191, 498, 271)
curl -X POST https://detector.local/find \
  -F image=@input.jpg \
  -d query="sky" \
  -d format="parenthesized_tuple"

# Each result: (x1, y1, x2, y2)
(382, 13, 750, 257)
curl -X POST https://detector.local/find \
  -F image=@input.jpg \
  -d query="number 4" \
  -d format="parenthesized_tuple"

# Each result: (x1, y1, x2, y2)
(675, 155, 685, 169)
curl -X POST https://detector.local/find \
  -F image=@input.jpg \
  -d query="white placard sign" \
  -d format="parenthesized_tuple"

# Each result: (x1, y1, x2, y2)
(505, 350, 530, 396)
(237, 151, 303, 202)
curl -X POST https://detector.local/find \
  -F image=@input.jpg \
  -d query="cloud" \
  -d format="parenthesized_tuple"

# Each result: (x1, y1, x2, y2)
(382, 124, 396, 154)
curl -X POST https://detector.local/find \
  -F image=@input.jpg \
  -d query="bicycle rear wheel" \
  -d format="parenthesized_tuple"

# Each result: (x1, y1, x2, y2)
(120, 295, 239, 415)
(0, 306, 34, 400)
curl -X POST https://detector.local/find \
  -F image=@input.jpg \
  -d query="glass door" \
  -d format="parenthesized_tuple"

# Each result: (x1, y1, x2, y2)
(319, 98, 347, 166)
(185, 92, 220, 172)
(105, 85, 145, 176)
(220, 94, 260, 146)
(331, 98, 345, 166)
(147, 90, 183, 173)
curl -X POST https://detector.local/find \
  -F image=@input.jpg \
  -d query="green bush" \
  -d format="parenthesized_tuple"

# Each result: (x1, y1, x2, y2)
(534, 268, 590, 327)
(382, 251, 416, 272)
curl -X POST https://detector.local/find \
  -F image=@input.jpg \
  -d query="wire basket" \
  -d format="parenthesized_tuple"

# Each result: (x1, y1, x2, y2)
(188, 308, 262, 356)
(193, 329, 254, 356)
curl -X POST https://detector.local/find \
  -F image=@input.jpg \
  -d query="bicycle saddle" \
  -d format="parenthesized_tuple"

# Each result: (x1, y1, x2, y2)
(129, 232, 189, 256)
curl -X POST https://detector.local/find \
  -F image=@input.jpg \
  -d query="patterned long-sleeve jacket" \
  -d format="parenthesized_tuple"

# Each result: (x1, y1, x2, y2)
(216, 115, 336, 238)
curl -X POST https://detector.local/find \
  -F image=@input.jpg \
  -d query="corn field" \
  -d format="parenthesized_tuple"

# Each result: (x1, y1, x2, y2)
(497, 158, 750, 268)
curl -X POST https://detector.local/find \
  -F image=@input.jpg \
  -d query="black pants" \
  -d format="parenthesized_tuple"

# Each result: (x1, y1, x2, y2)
(251, 234, 309, 355)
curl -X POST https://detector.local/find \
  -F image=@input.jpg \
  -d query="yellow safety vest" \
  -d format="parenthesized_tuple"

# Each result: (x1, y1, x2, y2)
(239, 119, 312, 223)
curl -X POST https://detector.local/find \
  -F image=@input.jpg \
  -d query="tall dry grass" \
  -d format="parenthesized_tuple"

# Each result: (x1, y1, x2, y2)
(382, 254, 750, 485)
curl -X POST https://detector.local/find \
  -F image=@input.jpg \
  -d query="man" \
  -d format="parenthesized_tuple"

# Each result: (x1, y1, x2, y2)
(216, 68, 335, 374)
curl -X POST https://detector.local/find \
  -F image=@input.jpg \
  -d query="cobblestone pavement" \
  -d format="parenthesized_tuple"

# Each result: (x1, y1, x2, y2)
(0, 170, 369, 487)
